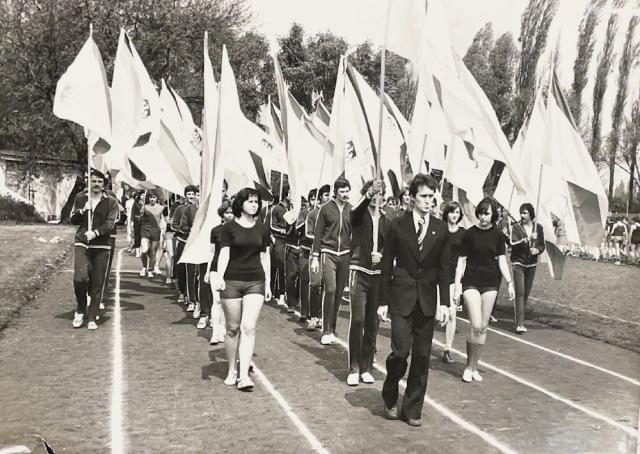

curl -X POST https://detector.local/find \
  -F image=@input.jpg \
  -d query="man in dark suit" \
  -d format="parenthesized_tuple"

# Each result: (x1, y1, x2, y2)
(378, 173, 451, 426)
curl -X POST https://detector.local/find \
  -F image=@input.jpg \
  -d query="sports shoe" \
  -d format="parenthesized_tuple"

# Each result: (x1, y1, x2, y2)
(178, 293, 185, 304)
(196, 316, 208, 329)
(515, 325, 527, 334)
(186, 302, 195, 312)
(489, 315, 498, 323)
(346, 373, 359, 386)
(87, 321, 98, 330)
(329, 333, 338, 344)
(360, 372, 375, 384)
(442, 351, 454, 364)
(224, 370, 238, 386)
(320, 334, 333, 345)
(135, 249, 141, 258)
(154, 266, 161, 274)
(139, 267, 146, 277)
(99, 302, 105, 310)
(306, 318, 317, 331)
(237, 377, 255, 391)
(462, 368, 473, 383)
(72, 312, 84, 328)
(276, 296, 287, 307)
(165, 277, 172, 285)
(147, 271, 154, 278)
(193, 303, 201, 319)
(471, 370, 483, 382)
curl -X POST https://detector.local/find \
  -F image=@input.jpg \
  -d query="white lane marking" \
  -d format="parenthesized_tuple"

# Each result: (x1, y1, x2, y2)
(456, 317, 640, 387)
(252, 365, 330, 454)
(111, 248, 125, 454)
(330, 335, 517, 454)
(528, 296, 640, 327)
(286, 308, 516, 454)
(436, 340, 638, 439)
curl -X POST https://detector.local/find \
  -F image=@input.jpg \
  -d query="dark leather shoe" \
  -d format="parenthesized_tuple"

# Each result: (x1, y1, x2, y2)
(442, 350, 454, 364)
(406, 417, 422, 427)
(384, 405, 399, 420)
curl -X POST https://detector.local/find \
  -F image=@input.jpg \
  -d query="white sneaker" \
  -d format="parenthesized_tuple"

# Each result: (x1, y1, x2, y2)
(320, 334, 333, 345)
(515, 325, 527, 334)
(99, 302, 105, 310)
(139, 268, 146, 277)
(472, 370, 483, 382)
(135, 249, 141, 258)
(186, 302, 195, 312)
(178, 294, 185, 304)
(165, 278, 172, 285)
(306, 318, 317, 331)
(224, 370, 238, 386)
(154, 266, 161, 274)
(462, 368, 473, 383)
(72, 312, 84, 328)
(346, 373, 359, 386)
(277, 295, 287, 307)
(87, 321, 98, 330)
(329, 333, 338, 344)
(360, 372, 375, 384)
(489, 315, 498, 323)
(147, 271, 154, 278)
(196, 316, 208, 329)
(193, 303, 201, 319)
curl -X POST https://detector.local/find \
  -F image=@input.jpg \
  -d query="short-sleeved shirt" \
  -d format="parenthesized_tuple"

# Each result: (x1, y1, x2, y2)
(209, 224, 223, 272)
(220, 220, 270, 281)
(447, 227, 466, 284)
(459, 225, 506, 287)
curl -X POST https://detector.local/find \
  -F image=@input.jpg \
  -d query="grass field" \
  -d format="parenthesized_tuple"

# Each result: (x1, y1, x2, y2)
(0, 224, 75, 330)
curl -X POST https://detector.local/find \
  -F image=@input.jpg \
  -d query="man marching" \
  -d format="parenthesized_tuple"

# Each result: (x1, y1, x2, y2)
(70, 169, 119, 330)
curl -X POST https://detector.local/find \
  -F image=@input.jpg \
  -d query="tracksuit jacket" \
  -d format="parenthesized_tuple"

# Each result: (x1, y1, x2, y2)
(349, 194, 387, 275)
(312, 200, 352, 257)
(70, 192, 119, 249)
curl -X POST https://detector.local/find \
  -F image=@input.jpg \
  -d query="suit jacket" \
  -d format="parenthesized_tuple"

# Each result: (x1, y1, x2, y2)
(380, 212, 451, 317)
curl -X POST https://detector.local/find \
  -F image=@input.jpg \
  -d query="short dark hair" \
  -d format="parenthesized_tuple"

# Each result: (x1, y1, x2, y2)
(184, 185, 198, 196)
(519, 202, 535, 220)
(333, 177, 351, 194)
(476, 197, 498, 223)
(308, 189, 317, 201)
(217, 200, 232, 217)
(360, 179, 386, 196)
(319, 184, 331, 197)
(408, 173, 437, 197)
(90, 168, 106, 181)
(443, 201, 463, 224)
(232, 187, 262, 217)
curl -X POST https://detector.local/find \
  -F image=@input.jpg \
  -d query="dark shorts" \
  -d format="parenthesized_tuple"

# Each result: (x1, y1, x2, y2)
(141, 227, 161, 241)
(462, 285, 499, 294)
(221, 280, 265, 299)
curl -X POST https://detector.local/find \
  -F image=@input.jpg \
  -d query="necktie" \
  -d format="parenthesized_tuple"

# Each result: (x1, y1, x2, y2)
(417, 216, 426, 251)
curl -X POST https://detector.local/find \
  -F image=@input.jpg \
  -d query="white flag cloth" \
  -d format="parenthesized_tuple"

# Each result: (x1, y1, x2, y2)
(53, 32, 111, 142)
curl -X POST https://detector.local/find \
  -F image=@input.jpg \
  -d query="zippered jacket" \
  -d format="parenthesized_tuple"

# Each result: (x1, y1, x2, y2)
(312, 200, 352, 256)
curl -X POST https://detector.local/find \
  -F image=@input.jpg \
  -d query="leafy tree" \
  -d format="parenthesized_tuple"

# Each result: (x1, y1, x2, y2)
(489, 32, 518, 139)
(463, 22, 495, 94)
(622, 99, 640, 212)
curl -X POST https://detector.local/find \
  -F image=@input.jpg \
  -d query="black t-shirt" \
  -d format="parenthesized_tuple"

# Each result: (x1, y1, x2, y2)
(459, 225, 506, 287)
(219, 220, 270, 281)
(447, 226, 466, 284)
(210, 224, 223, 272)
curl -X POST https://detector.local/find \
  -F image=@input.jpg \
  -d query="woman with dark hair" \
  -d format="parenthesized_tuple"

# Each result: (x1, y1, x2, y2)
(440, 201, 465, 364)
(509, 203, 545, 334)
(397, 188, 411, 214)
(454, 197, 514, 382)
(139, 193, 165, 278)
(214, 188, 271, 391)
(204, 201, 235, 344)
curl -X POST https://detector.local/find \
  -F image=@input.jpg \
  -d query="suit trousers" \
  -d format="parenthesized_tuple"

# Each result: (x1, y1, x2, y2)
(73, 246, 110, 322)
(321, 252, 350, 335)
(285, 245, 300, 309)
(382, 303, 435, 420)
(348, 271, 381, 373)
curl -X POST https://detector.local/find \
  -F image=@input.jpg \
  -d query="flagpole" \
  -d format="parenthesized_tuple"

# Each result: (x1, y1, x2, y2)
(418, 134, 428, 173)
(87, 23, 94, 232)
(373, 0, 392, 253)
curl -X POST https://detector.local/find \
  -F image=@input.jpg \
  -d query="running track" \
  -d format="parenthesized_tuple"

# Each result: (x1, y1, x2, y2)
(0, 238, 638, 453)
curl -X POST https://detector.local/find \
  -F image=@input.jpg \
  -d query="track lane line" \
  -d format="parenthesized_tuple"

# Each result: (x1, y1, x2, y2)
(285, 308, 518, 454)
(111, 248, 125, 453)
(252, 365, 331, 454)
(456, 317, 640, 387)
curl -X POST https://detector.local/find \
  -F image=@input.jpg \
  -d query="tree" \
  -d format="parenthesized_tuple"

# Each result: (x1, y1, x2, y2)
(590, 8, 620, 162)
(0, 0, 262, 167)
(622, 99, 640, 212)
(512, 0, 558, 138)
(463, 22, 495, 94)
(278, 23, 311, 108)
(570, 0, 606, 125)
(488, 32, 518, 139)
(606, 15, 639, 200)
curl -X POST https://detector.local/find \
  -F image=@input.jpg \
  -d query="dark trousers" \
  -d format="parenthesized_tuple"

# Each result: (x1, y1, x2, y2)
(348, 271, 381, 373)
(175, 240, 187, 295)
(73, 246, 110, 321)
(271, 238, 286, 298)
(513, 264, 537, 327)
(100, 236, 117, 305)
(299, 248, 311, 318)
(321, 252, 350, 335)
(382, 304, 435, 420)
(186, 263, 198, 303)
(308, 251, 323, 319)
(199, 263, 212, 316)
(285, 245, 300, 309)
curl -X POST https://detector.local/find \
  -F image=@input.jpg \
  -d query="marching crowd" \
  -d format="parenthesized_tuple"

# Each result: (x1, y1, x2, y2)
(70, 168, 575, 425)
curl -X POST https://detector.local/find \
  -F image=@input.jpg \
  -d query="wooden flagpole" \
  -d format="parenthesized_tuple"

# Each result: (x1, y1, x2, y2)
(87, 23, 94, 232)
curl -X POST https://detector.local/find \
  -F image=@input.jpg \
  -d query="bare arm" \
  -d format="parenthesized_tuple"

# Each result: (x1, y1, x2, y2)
(261, 248, 272, 300)
(498, 255, 515, 300)
(215, 247, 230, 290)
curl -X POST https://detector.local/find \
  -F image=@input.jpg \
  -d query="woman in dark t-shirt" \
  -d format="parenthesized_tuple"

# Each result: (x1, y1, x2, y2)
(204, 201, 235, 345)
(453, 197, 514, 383)
(214, 188, 271, 392)
(439, 201, 465, 365)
